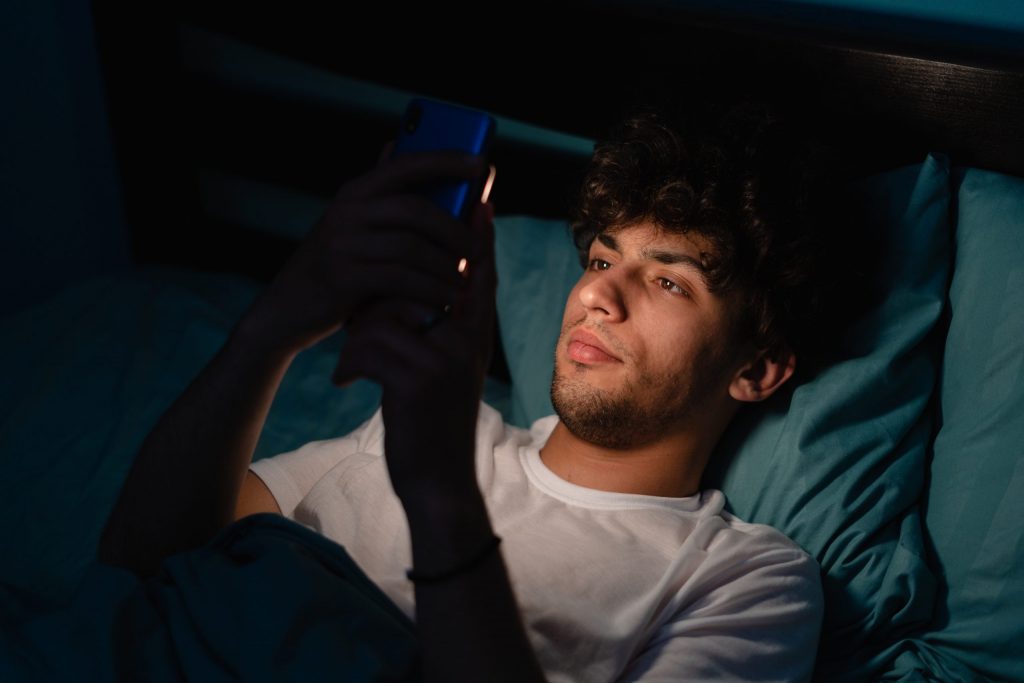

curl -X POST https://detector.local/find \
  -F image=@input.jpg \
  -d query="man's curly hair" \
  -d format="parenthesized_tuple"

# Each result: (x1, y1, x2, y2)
(570, 103, 852, 369)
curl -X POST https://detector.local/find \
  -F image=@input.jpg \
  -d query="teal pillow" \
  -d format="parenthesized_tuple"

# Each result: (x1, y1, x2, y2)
(705, 156, 953, 681)
(493, 215, 581, 427)
(921, 167, 1024, 683)
(495, 155, 953, 681)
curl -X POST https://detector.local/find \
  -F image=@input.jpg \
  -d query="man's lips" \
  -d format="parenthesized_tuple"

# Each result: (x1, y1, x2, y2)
(567, 329, 622, 364)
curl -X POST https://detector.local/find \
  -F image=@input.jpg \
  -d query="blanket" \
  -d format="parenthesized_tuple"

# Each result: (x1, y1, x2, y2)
(1, 514, 420, 682)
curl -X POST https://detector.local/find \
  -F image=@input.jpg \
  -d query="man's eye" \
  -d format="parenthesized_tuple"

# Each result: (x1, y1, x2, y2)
(589, 258, 611, 271)
(658, 277, 690, 298)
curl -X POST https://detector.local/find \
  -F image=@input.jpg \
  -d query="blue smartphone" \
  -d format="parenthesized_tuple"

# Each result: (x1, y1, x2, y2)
(391, 98, 497, 222)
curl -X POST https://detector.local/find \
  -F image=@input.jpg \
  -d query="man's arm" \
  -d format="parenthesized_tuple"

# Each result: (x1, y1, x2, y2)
(98, 148, 550, 682)
(96, 320, 294, 576)
(331, 201, 547, 682)
(98, 150, 484, 577)
(235, 471, 283, 519)
(403, 486, 548, 682)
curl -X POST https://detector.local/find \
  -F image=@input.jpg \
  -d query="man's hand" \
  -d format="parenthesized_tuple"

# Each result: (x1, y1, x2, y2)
(330, 199, 497, 503)
(98, 149, 488, 576)
(238, 151, 489, 357)
(328, 201, 547, 683)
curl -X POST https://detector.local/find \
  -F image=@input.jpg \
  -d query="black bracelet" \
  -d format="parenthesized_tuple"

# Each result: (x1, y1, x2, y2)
(406, 535, 502, 584)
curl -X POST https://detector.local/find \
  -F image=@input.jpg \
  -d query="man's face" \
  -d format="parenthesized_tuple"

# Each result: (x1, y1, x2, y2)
(551, 221, 747, 449)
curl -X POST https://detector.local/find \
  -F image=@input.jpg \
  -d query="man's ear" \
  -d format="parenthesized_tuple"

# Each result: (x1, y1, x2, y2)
(728, 343, 796, 403)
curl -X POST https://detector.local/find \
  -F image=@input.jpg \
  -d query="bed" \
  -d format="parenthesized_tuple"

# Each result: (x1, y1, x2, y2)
(2, 1, 1023, 681)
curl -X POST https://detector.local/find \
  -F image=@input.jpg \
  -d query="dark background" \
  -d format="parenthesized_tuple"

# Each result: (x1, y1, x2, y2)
(3, 0, 1023, 314)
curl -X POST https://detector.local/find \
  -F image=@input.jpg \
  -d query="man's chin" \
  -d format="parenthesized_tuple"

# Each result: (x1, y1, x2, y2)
(550, 375, 654, 450)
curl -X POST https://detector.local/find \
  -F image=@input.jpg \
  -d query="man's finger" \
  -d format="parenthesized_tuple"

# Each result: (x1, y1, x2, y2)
(462, 202, 498, 319)
(331, 320, 435, 389)
(348, 298, 436, 334)
(340, 262, 458, 315)
(340, 150, 486, 200)
(347, 231, 469, 287)
(353, 194, 474, 255)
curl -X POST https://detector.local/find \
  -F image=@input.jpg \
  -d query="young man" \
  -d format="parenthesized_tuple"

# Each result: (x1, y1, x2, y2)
(100, 106, 832, 682)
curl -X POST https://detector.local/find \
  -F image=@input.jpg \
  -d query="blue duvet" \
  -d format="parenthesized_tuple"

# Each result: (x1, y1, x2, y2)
(1, 514, 420, 682)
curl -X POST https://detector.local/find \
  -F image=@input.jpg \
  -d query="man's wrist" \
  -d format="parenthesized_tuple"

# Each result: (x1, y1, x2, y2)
(402, 484, 497, 579)
(230, 306, 303, 365)
(406, 534, 502, 584)
(401, 479, 488, 532)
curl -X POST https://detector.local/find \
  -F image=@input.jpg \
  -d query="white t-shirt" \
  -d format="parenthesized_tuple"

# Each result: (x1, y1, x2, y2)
(250, 403, 823, 682)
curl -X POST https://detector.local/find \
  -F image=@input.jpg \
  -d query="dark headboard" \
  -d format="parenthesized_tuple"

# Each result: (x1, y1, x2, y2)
(92, 1, 1024, 281)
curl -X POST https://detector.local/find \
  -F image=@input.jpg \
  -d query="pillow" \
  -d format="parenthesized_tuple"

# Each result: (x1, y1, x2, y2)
(494, 155, 952, 681)
(493, 215, 581, 427)
(921, 166, 1024, 683)
(704, 156, 954, 681)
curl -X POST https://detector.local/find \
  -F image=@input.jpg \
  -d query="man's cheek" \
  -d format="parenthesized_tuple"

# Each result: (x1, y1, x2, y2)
(560, 298, 582, 331)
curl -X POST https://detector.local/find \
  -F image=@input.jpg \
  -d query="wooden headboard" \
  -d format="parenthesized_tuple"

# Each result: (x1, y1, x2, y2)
(92, 1, 1024, 280)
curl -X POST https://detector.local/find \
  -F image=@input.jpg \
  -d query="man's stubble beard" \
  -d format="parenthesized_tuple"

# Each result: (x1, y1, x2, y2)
(550, 349, 722, 452)
(550, 367, 662, 450)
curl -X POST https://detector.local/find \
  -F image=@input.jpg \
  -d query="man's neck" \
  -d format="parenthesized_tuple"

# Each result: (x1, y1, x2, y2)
(538, 421, 712, 498)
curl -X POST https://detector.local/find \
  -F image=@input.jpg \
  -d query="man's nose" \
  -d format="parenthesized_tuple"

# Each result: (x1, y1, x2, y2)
(578, 269, 627, 322)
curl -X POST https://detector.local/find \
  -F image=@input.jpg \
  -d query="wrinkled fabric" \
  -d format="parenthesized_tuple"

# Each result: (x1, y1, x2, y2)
(1, 514, 419, 682)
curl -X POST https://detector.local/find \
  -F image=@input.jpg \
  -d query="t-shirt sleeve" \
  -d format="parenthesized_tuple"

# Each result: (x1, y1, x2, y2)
(248, 409, 384, 519)
(620, 540, 824, 683)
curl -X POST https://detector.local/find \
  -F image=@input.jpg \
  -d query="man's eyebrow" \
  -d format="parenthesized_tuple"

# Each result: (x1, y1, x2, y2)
(644, 249, 711, 288)
(595, 232, 711, 287)
(643, 248, 707, 271)
(596, 233, 620, 252)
